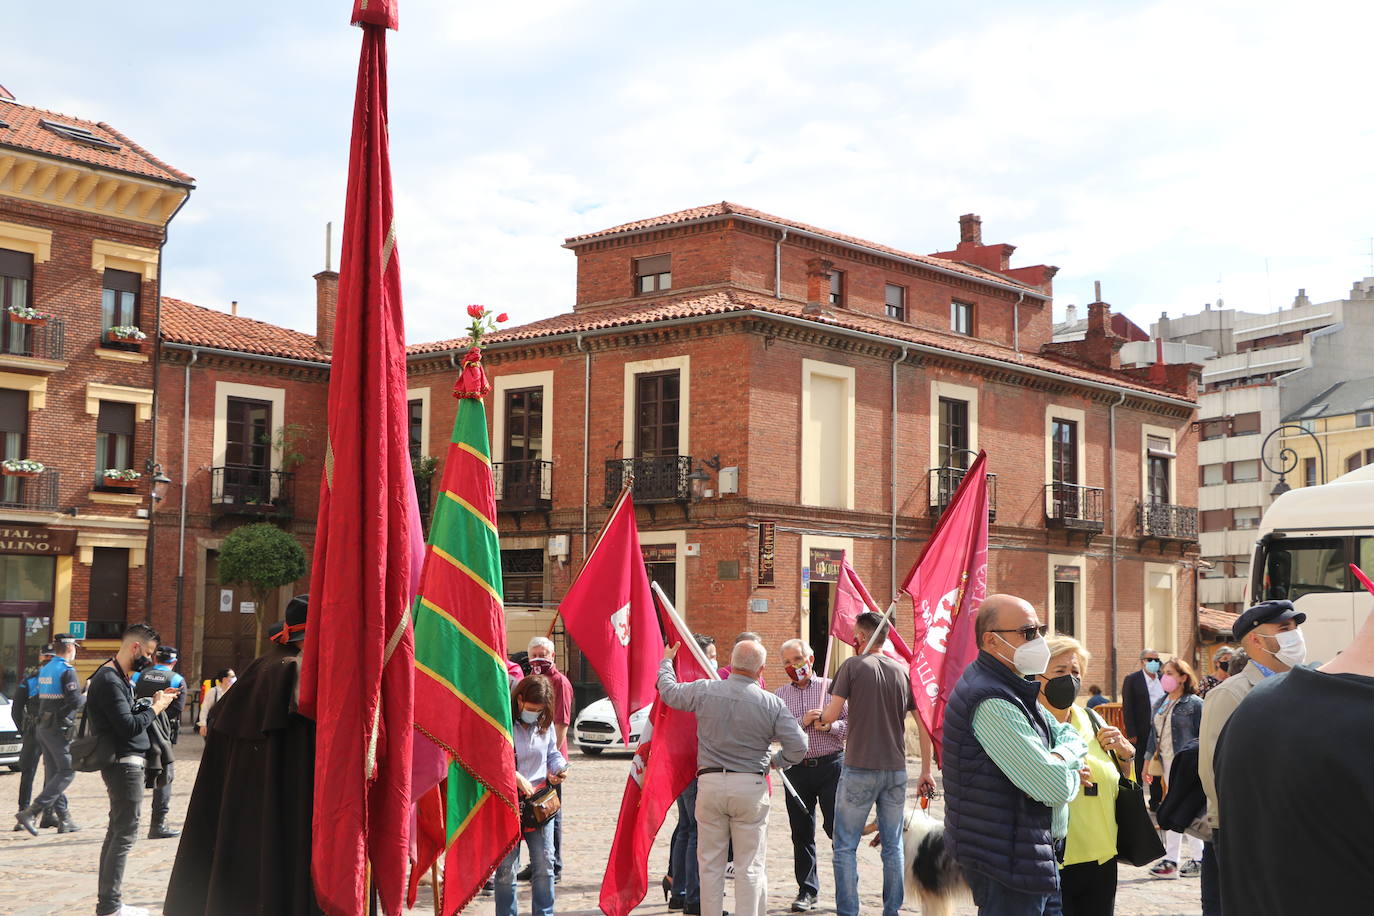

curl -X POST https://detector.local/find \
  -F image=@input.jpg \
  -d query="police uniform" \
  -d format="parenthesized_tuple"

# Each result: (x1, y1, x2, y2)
(132, 646, 185, 838)
(17, 635, 84, 834)
(11, 655, 50, 823)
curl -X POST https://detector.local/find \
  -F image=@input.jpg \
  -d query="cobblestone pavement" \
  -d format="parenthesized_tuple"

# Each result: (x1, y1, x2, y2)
(1, 739, 1203, 915)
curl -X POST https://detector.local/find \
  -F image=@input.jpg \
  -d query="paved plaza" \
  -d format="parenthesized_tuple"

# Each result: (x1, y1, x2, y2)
(1, 739, 1203, 916)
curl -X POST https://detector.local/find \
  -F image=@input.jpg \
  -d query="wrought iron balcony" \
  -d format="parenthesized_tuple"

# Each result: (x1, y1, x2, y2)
(605, 455, 692, 506)
(1045, 483, 1105, 532)
(929, 466, 997, 523)
(0, 468, 59, 512)
(493, 459, 553, 512)
(211, 467, 295, 518)
(0, 315, 65, 364)
(1137, 501, 1198, 541)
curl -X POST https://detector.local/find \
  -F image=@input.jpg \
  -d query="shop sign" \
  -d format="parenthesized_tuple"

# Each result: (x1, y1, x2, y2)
(757, 521, 776, 587)
(0, 526, 77, 555)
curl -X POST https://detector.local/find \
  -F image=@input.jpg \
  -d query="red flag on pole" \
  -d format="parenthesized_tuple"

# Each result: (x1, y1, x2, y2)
(831, 553, 914, 662)
(600, 590, 706, 916)
(903, 452, 990, 766)
(298, 2, 416, 913)
(558, 486, 662, 743)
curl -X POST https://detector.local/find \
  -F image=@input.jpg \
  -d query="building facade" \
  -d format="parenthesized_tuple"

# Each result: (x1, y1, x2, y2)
(0, 93, 192, 686)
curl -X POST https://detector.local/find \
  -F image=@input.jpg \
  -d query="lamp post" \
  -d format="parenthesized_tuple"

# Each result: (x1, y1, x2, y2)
(1260, 424, 1326, 497)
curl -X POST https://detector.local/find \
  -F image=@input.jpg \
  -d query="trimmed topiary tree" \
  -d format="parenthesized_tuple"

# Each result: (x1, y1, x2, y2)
(217, 523, 309, 653)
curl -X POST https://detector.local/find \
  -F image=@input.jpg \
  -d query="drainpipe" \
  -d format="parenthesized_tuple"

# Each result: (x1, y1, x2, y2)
(1108, 389, 1126, 694)
(1013, 291, 1025, 354)
(174, 348, 198, 666)
(577, 333, 591, 556)
(890, 345, 911, 599)
(774, 228, 789, 298)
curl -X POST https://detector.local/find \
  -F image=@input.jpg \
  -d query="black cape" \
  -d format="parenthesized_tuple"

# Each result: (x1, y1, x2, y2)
(163, 642, 322, 916)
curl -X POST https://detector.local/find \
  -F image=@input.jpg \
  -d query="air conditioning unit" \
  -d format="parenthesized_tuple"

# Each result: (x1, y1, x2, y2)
(547, 534, 569, 558)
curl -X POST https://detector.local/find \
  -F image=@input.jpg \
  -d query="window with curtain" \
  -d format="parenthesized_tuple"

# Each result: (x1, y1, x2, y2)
(101, 268, 140, 332)
(96, 401, 135, 483)
(0, 248, 33, 356)
(0, 389, 27, 504)
(938, 397, 969, 469)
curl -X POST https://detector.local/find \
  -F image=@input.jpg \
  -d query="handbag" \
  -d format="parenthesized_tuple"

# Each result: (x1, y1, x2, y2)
(1087, 708, 1164, 867)
(70, 709, 114, 774)
(519, 783, 561, 831)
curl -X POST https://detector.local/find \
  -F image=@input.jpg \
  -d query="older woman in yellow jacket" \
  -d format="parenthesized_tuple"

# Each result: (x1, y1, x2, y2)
(1036, 636, 1136, 916)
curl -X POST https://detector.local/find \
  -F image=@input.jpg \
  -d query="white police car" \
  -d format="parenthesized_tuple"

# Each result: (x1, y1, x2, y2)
(0, 694, 21, 769)
(573, 698, 651, 755)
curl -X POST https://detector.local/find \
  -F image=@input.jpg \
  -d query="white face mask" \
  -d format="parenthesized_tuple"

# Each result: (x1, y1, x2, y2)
(996, 633, 1052, 677)
(1264, 629, 1306, 667)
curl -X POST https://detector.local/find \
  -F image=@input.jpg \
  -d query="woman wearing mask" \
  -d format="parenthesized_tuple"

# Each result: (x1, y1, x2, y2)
(497, 675, 568, 916)
(1036, 636, 1134, 915)
(1144, 658, 1203, 879)
(196, 668, 235, 737)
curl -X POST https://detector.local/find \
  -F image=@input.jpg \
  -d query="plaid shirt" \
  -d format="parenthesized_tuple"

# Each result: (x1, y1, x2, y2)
(776, 676, 847, 759)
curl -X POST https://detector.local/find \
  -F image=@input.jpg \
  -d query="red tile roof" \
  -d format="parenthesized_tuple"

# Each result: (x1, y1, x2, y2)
(564, 202, 1043, 294)
(409, 291, 1193, 402)
(160, 297, 326, 362)
(0, 98, 193, 185)
(1199, 607, 1239, 635)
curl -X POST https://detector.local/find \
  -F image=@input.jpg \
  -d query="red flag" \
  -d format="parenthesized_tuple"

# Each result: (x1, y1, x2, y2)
(903, 452, 990, 766)
(600, 593, 705, 916)
(297, 5, 415, 914)
(831, 553, 913, 662)
(1353, 563, 1374, 598)
(558, 486, 662, 742)
(406, 781, 447, 909)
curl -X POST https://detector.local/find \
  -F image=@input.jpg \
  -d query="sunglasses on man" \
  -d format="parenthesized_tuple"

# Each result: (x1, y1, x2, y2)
(990, 624, 1048, 642)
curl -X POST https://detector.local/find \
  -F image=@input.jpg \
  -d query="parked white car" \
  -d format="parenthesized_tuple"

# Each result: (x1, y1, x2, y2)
(0, 694, 21, 769)
(573, 698, 651, 755)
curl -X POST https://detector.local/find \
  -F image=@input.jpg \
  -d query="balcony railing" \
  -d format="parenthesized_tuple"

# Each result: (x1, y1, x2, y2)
(493, 459, 553, 512)
(0, 468, 59, 511)
(211, 467, 295, 518)
(0, 316, 65, 363)
(605, 455, 692, 506)
(929, 466, 998, 522)
(1137, 501, 1198, 541)
(1045, 483, 1105, 532)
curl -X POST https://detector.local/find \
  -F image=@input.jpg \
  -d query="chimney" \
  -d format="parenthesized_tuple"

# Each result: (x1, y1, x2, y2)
(1064, 303, 1078, 325)
(959, 213, 982, 245)
(230, 300, 238, 317)
(1293, 288, 1311, 308)
(314, 270, 339, 353)
(804, 257, 834, 312)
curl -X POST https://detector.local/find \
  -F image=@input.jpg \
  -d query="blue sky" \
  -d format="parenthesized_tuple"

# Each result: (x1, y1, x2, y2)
(8, 0, 1374, 343)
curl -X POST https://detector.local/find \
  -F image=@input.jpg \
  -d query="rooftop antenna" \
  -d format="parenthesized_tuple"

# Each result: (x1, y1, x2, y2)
(325, 221, 333, 272)
(1093, 280, 1102, 302)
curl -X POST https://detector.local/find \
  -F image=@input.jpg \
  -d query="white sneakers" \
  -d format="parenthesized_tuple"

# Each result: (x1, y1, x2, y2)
(95, 905, 150, 916)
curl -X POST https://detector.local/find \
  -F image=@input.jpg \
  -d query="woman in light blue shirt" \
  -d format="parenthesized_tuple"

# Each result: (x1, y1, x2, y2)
(497, 675, 568, 916)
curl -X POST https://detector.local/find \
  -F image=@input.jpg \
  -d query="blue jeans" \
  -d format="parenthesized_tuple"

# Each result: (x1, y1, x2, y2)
(832, 766, 907, 916)
(670, 780, 700, 906)
(496, 820, 555, 916)
(966, 871, 1056, 916)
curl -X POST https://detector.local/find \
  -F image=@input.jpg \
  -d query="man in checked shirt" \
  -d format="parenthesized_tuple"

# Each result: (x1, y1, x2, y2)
(776, 639, 847, 913)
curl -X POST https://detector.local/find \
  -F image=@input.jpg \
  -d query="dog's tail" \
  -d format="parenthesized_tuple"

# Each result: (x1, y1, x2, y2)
(903, 810, 968, 916)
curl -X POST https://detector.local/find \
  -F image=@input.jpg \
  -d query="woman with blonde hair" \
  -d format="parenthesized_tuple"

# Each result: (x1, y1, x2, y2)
(1035, 635, 1135, 915)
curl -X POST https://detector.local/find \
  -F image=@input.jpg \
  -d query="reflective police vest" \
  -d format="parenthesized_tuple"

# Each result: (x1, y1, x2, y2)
(134, 663, 185, 740)
(35, 656, 78, 723)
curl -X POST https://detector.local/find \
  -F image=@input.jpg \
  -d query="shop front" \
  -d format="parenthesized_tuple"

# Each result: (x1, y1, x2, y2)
(0, 525, 74, 698)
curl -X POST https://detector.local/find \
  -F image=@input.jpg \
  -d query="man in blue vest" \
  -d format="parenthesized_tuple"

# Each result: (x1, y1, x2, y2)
(11, 644, 55, 830)
(131, 644, 185, 839)
(943, 595, 1089, 915)
(16, 633, 84, 835)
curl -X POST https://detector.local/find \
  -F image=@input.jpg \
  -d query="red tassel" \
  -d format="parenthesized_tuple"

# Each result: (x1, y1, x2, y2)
(452, 347, 491, 399)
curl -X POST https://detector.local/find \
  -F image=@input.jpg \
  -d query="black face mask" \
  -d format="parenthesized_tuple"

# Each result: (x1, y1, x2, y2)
(131, 654, 153, 673)
(1042, 674, 1081, 710)
(1217, 660, 1229, 673)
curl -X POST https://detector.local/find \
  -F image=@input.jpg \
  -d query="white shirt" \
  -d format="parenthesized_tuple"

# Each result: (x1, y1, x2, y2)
(1145, 672, 1165, 706)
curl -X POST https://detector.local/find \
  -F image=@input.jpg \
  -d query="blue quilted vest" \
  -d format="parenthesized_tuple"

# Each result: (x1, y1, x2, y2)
(943, 651, 1060, 895)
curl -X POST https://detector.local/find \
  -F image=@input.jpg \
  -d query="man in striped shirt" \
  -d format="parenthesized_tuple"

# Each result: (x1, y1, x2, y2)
(775, 639, 847, 913)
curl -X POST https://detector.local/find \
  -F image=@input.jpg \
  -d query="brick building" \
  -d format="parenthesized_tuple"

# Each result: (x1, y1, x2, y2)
(407, 203, 1203, 698)
(0, 92, 192, 687)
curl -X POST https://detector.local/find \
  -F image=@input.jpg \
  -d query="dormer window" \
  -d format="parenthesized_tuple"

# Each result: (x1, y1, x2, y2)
(39, 119, 121, 152)
(829, 269, 845, 306)
(634, 255, 671, 295)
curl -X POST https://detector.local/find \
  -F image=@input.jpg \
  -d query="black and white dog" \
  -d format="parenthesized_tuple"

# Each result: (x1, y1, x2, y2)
(901, 806, 969, 915)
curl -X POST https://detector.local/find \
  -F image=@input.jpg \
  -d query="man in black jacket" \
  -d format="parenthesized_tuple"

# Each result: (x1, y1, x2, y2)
(1121, 648, 1164, 808)
(85, 623, 179, 916)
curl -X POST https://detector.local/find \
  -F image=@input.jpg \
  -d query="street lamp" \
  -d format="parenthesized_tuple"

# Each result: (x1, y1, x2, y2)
(145, 460, 173, 501)
(1259, 424, 1326, 496)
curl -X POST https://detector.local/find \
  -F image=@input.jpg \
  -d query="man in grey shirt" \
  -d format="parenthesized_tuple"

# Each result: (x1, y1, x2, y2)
(659, 638, 808, 916)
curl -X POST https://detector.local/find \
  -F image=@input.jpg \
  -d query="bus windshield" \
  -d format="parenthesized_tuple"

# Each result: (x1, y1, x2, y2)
(1257, 537, 1352, 602)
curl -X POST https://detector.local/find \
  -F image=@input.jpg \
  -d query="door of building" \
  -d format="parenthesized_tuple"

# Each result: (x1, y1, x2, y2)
(0, 553, 55, 698)
(200, 549, 258, 680)
(223, 398, 273, 504)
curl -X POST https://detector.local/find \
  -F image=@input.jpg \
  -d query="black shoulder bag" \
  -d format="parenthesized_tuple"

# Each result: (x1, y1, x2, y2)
(1087, 706, 1164, 867)
(71, 661, 117, 773)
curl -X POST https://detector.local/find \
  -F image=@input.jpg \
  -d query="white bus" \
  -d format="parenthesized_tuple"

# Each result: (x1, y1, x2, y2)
(1250, 463, 1374, 664)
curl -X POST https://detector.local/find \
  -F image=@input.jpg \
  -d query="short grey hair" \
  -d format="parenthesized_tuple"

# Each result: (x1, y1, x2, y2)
(1139, 648, 1158, 660)
(527, 636, 555, 655)
(731, 640, 766, 673)
(780, 638, 813, 658)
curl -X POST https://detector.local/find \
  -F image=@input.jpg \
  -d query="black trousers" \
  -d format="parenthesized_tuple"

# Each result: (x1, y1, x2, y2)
(32, 724, 73, 817)
(98, 763, 144, 916)
(1201, 831, 1221, 916)
(16, 728, 41, 810)
(783, 753, 843, 897)
(1058, 859, 1117, 916)
(149, 759, 174, 819)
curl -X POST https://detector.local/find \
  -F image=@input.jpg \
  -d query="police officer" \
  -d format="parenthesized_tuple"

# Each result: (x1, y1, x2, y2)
(11, 644, 55, 830)
(132, 644, 184, 839)
(15, 633, 83, 835)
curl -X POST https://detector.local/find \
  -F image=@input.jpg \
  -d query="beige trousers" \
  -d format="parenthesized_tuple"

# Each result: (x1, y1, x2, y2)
(696, 772, 770, 916)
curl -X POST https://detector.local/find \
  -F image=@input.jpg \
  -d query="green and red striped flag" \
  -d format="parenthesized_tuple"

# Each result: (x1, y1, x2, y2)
(413, 341, 519, 915)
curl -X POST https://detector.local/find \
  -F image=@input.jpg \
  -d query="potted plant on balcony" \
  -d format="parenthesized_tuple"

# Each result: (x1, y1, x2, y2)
(102, 468, 142, 490)
(106, 325, 147, 349)
(1, 458, 44, 478)
(6, 304, 52, 327)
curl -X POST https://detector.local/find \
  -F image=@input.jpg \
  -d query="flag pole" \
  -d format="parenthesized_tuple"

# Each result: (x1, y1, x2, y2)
(429, 863, 440, 914)
(859, 599, 899, 656)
